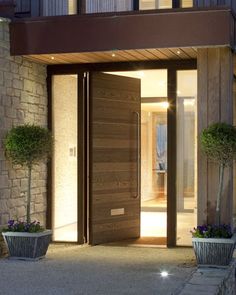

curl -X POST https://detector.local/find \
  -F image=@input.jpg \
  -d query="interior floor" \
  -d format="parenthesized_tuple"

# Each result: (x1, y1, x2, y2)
(141, 197, 195, 246)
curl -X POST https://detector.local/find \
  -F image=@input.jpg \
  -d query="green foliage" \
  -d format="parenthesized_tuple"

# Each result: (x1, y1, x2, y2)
(200, 122, 236, 167)
(191, 224, 232, 239)
(2, 220, 44, 233)
(4, 124, 53, 168)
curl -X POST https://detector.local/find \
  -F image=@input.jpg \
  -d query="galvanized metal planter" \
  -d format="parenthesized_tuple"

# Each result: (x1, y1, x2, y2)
(192, 234, 236, 267)
(2, 230, 52, 261)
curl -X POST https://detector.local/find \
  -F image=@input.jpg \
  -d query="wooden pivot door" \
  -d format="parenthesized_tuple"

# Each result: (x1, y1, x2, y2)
(89, 72, 141, 245)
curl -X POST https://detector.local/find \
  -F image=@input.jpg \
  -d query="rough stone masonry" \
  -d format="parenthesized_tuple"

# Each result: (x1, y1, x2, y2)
(0, 18, 48, 255)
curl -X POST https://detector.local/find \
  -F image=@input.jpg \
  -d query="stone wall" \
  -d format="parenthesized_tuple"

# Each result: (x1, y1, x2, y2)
(0, 18, 48, 252)
(179, 260, 236, 295)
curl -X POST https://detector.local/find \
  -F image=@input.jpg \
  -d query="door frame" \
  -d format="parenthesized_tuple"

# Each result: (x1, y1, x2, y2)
(47, 59, 197, 247)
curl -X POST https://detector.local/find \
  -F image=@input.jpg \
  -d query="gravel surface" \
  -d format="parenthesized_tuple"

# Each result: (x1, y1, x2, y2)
(0, 244, 196, 295)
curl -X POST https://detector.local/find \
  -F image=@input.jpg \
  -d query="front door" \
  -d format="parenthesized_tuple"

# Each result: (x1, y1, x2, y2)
(89, 72, 141, 245)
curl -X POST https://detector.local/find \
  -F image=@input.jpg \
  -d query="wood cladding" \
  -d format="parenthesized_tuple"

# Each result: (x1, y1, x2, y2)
(89, 72, 141, 245)
(26, 48, 197, 65)
(197, 47, 233, 225)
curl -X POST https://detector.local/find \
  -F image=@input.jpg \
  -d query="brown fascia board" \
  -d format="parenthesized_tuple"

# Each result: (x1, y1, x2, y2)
(10, 8, 235, 56)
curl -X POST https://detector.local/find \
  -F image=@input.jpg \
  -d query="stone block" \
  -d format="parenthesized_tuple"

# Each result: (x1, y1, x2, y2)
(19, 66, 29, 78)
(0, 199, 8, 212)
(0, 175, 9, 188)
(0, 189, 10, 199)
(5, 107, 16, 118)
(14, 56, 23, 64)
(16, 169, 26, 179)
(11, 187, 21, 199)
(35, 203, 46, 213)
(0, 58, 10, 71)
(36, 83, 44, 96)
(0, 71, 3, 85)
(2, 95, 11, 106)
(20, 178, 28, 191)
(12, 179, 20, 187)
(1, 213, 9, 225)
(10, 62, 19, 74)
(16, 206, 26, 219)
(16, 110, 25, 121)
(13, 79, 23, 90)
(24, 79, 34, 93)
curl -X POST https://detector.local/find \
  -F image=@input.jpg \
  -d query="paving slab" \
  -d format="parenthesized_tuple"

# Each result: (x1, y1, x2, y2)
(0, 244, 196, 295)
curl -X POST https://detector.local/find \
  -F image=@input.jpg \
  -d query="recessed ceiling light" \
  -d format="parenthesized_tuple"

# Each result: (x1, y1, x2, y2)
(112, 53, 116, 57)
(51, 56, 55, 60)
(177, 50, 181, 55)
(138, 71, 145, 77)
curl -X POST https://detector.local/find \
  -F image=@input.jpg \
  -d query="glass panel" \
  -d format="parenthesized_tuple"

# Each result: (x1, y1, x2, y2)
(141, 103, 167, 240)
(140, 0, 172, 10)
(68, 0, 77, 14)
(52, 75, 78, 242)
(86, 0, 133, 13)
(181, 0, 193, 8)
(176, 70, 197, 246)
(104, 70, 167, 97)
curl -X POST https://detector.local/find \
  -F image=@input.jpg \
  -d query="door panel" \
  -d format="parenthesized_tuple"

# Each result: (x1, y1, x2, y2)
(89, 72, 141, 245)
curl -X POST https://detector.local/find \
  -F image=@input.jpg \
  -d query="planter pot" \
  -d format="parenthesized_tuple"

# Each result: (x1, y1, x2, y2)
(2, 230, 52, 261)
(192, 234, 236, 267)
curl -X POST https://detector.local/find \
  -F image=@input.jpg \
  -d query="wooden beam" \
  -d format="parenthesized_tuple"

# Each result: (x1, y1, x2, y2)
(78, 0, 86, 14)
(10, 10, 233, 56)
(167, 69, 177, 247)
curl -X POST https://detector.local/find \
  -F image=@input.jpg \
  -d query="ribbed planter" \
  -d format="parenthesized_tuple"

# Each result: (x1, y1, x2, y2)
(2, 230, 52, 261)
(192, 234, 236, 267)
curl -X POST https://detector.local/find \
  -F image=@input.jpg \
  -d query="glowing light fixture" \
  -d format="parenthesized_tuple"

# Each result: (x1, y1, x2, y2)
(112, 53, 116, 57)
(177, 50, 181, 55)
(161, 271, 169, 278)
(159, 102, 169, 109)
(51, 56, 55, 60)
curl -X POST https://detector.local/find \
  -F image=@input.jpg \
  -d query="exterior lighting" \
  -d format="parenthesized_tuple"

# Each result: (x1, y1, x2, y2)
(112, 53, 116, 57)
(161, 271, 169, 277)
(51, 56, 55, 60)
(177, 50, 181, 55)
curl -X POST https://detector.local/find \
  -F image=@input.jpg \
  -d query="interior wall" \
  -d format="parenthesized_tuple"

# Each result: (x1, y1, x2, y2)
(52, 75, 78, 242)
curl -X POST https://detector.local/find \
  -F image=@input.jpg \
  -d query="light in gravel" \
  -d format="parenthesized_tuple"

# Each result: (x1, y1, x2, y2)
(160, 271, 169, 278)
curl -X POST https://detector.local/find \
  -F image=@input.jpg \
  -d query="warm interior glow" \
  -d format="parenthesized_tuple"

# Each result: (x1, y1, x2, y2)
(176, 70, 197, 246)
(105, 70, 168, 97)
(68, 0, 77, 14)
(52, 75, 78, 242)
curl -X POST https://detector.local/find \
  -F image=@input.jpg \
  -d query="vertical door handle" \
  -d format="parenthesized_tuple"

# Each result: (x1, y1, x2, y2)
(133, 111, 140, 199)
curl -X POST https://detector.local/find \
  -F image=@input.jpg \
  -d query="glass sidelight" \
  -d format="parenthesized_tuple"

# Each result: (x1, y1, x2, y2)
(52, 75, 78, 242)
(176, 70, 197, 246)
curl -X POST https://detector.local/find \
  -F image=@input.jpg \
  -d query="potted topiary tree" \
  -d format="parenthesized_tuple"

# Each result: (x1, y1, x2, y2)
(2, 124, 53, 260)
(192, 122, 236, 266)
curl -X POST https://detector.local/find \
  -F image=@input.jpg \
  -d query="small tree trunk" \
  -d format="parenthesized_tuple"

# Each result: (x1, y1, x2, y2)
(216, 163, 224, 226)
(27, 165, 32, 223)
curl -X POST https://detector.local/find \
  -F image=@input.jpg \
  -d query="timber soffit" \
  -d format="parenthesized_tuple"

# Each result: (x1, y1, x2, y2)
(9, 7, 235, 64)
